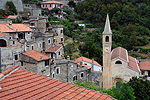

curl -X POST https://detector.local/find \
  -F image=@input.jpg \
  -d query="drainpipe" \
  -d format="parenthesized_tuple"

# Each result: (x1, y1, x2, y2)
(92, 58, 94, 71)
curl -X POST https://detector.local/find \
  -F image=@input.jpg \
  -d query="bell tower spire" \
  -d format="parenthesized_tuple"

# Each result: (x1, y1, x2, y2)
(102, 14, 112, 89)
(103, 14, 112, 34)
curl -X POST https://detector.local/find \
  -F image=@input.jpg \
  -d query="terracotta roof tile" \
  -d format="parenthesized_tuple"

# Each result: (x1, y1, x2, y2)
(139, 61, 150, 70)
(7, 15, 18, 19)
(41, 1, 63, 4)
(45, 46, 62, 53)
(0, 24, 32, 33)
(0, 33, 6, 37)
(74, 56, 101, 67)
(23, 50, 50, 61)
(0, 66, 116, 100)
(111, 47, 128, 62)
(128, 56, 140, 72)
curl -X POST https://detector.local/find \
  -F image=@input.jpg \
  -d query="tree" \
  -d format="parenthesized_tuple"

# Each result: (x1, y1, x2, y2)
(6, 1, 17, 14)
(68, 1, 76, 8)
(127, 77, 150, 100)
(101, 82, 135, 100)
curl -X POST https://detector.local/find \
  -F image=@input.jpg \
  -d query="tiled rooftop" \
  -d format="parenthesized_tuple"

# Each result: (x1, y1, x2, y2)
(0, 24, 32, 33)
(23, 50, 50, 61)
(7, 15, 18, 19)
(0, 33, 6, 37)
(128, 56, 140, 72)
(0, 65, 116, 100)
(74, 56, 101, 67)
(111, 47, 128, 62)
(139, 61, 150, 70)
(45, 46, 62, 53)
(41, 1, 63, 4)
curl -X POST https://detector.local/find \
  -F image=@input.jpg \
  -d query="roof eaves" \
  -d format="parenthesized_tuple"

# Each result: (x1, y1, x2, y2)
(55, 46, 62, 53)
(0, 65, 19, 81)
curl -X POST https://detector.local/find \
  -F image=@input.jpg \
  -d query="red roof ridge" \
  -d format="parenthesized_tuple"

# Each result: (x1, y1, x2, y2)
(0, 65, 19, 79)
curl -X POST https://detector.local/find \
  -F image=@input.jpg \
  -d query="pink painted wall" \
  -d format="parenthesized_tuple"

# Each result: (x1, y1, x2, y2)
(41, 3, 63, 10)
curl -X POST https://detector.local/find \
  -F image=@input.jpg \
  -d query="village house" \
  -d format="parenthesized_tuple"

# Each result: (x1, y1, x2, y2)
(74, 56, 102, 86)
(0, 23, 33, 46)
(49, 25, 64, 46)
(45, 45, 64, 59)
(20, 50, 50, 76)
(0, 65, 116, 100)
(50, 58, 89, 83)
(41, 1, 64, 11)
(23, 17, 49, 33)
(74, 56, 102, 72)
(139, 61, 150, 80)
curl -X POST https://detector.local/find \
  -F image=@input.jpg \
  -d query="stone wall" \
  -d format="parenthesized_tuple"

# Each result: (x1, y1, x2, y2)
(111, 58, 139, 86)
(0, 45, 23, 72)
(0, 19, 12, 24)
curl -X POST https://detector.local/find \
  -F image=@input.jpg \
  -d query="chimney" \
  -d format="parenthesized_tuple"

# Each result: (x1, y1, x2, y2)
(92, 58, 94, 71)
(40, 56, 43, 60)
(67, 56, 70, 60)
(9, 23, 12, 29)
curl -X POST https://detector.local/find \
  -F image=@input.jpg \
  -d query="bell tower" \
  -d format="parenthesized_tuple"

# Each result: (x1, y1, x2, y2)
(102, 14, 112, 89)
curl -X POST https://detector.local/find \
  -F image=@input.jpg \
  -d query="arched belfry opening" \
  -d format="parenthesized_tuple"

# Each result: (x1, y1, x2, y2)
(105, 36, 109, 42)
(0, 39, 7, 47)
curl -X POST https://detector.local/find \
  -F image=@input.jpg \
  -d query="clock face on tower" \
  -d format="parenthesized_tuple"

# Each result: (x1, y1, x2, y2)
(104, 47, 110, 52)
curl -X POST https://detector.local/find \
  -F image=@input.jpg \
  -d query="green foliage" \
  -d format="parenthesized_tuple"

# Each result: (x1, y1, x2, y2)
(23, 0, 38, 3)
(127, 77, 150, 100)
(51, 7, 61, 13)
(63, 8, 72, 15)
(101, 82, 135, 100)
(6, 1, 17, 14)
(76, 81, 102, 91)
(86, 24, 93, 28)
(68, 1, 76, 8)
(12, 16, 23, 23)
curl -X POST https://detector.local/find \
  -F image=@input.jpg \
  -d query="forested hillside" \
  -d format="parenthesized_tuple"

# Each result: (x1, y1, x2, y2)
(75, 0, 150, 50)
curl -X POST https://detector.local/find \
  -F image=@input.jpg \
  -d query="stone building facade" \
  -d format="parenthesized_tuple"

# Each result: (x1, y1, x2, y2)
(20, 50, 50, 76)
(50, 59, 89, 83)
(0, 45, 23, 72)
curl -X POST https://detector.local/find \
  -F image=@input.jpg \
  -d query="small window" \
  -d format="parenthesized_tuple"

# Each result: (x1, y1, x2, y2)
(73, 75, 77, 81)
(32, 46, 34, 50)
(56, 67, 60, 75)
(53, 38, 56, 43)
(115, 61, 122, 64)
(14, 55, 18, 60)
(59, 52, 60, 55)
(52, 73, 54, 78)
(61, 30, 63, 33)
(13, 41, 15, 44)
(48, 39, 51, 44)
(9, 36, 12, 39)
(46, 4, 47, 7)
(45, 60, 49, 66)
(50, 4, 51, 7)
(80, 72, 84, 79)
(105, 36, 109, 42)
(141, 71, 145, 75)
(61, 37, 63, 41)
(21, 61, 23, 66)
(43, 4, 44, 7)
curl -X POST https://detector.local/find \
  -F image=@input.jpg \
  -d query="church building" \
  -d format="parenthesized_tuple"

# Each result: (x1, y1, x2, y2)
(102, 15, 140, 89)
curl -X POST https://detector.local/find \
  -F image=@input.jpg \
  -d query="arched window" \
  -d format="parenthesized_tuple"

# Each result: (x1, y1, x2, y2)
(115, 61, 122, 64)
(105, 36, 109, 42)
